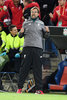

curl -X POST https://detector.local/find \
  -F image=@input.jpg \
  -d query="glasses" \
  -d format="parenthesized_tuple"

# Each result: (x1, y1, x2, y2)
(58, 0, 62, 1)
(31, 11, 38, 13)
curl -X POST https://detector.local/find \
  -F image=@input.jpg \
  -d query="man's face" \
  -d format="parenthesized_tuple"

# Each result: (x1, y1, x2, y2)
(31, 9, 39, 19)
(58, 0, 66, 6)
(13, 0, 20, 6)
(22, 0, 28, 7)
(0, 0, 4, 5)
(10, 27, 18, 36)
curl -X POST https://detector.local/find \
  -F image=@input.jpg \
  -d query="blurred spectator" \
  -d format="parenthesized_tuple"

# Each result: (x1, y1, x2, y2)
(22, 0, 40, 20)
(4, 24, 24, 72)
(45, 38, 59, 57)
(0, 0, 11, 34)
(49, 0, 67, 26)
(5, 0, 24, 30)
(0, 22, 7, 52)
(34, 0, 58, 25)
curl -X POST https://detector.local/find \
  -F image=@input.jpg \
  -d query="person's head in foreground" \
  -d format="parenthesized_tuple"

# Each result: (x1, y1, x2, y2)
(8, 24, 18, 36)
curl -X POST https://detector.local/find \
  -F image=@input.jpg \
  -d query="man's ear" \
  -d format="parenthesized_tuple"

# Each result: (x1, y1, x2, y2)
(38, 13, 39, 17)
(10, 31, 12, 34)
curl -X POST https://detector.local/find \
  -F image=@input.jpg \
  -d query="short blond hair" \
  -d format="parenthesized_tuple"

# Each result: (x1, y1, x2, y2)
(31, 7, 40, 13)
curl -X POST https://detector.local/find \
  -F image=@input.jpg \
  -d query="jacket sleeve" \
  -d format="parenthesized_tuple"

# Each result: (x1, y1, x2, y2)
(18, 22, 25, 38)
(60, 15, 67, 21)
(0, 10, 8, 19)
(19, 37, 24, 52)
(1, 31, 6, 49)
(41, 21, 46, 33)
(5, 35, 10, 52)
(1, 31, 6, 42)
(0, 8, 11, 26)
(4, 0, 11, 8)
(41, 22, 50, 38)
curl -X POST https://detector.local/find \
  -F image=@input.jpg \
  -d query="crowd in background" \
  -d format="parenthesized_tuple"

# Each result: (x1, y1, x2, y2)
(0, 0, 67, 75)
(0, 0, 67, 34)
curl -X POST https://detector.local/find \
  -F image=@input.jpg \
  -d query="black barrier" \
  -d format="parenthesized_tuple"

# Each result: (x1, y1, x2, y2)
(46, 26, 67, 49)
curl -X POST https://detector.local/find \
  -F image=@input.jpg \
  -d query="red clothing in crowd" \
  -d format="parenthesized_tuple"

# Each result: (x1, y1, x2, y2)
(5, 0, 24, 29)
(51, 2, 67, 26)
(0, 5, 10, 27)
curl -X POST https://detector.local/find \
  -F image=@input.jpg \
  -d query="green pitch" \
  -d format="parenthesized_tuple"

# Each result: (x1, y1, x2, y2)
(0, 93, 67, 100)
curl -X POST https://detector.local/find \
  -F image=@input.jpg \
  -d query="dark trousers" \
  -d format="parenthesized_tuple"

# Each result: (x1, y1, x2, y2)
(3, 57, 21, 73)
(18, 47, 43, 90)
(7, 51, 21, 72)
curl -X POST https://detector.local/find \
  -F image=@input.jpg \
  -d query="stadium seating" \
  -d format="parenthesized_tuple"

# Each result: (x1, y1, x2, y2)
(0, 72, 17, 92)
(48, 58, 67, 91)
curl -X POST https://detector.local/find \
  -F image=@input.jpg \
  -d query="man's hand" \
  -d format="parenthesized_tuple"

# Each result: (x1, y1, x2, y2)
(45, 26, 50, 32)
(19, 27, 24, 38)
(3, 6, 7, 11)
(44, 26, 50, 38)
(20, 27, 24, 33)
(49, 13, 53, 18)
(56, 10, 61, 17)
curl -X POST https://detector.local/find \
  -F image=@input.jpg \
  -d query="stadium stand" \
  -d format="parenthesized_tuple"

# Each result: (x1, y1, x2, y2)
(48, 58, 67, 91)
(0, 72, 17, 92)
